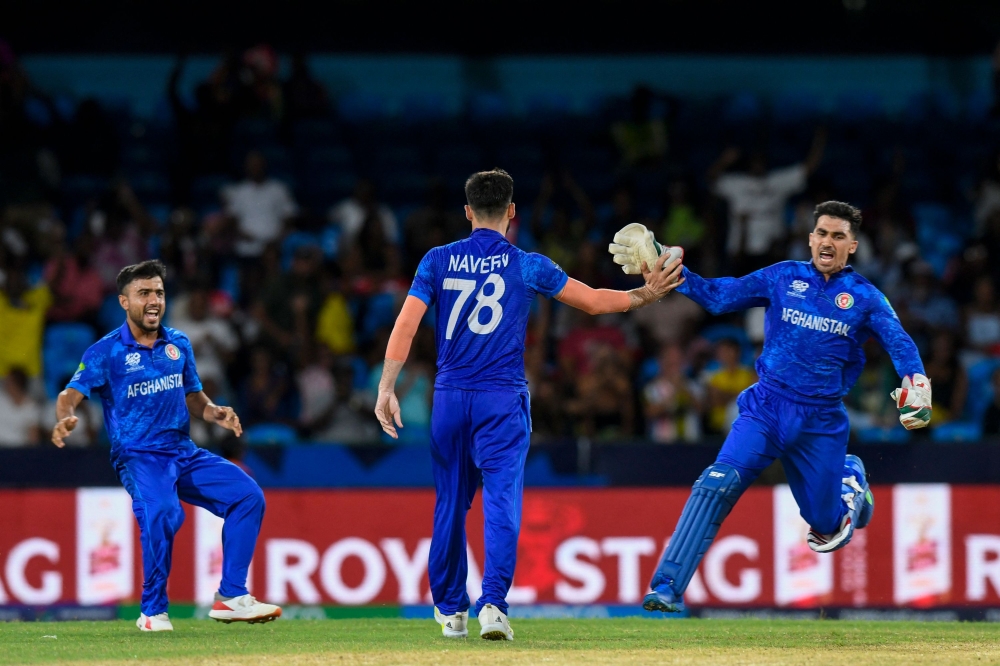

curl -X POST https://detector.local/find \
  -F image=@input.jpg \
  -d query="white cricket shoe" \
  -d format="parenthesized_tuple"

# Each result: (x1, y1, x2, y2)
(434, 606, 469, 638)
(136, 612, 173, 632)
(208, 594, 282, 624)
(478, 603, 513, 641)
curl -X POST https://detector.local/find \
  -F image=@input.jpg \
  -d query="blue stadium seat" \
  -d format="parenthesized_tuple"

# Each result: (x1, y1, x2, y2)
(931, 421, 982, 443)
(281, 232, 322, 270)
(337, 92, 388, 124)
(98, 294, 125, 333)
(43, 323, 97, 398)
(401, 93, 453, 123)
(723, 92, 762, 124)
(854, 425, 911, 444)
(303, 145, 354, 171)
(526, 93, 573, 121)
(772, 91, 823, 126)
(291, 119, 340, 148)
(468, 92, 511, 124)
(191, 174, 231, 208)
(834, 91, 884, 123)
(243, 423, 298, 446)
(964, 359, 1000, 423)
(361, 293, 399, 341)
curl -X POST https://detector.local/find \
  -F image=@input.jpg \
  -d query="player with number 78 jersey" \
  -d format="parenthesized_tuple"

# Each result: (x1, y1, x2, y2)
(374, 169, 683, 640)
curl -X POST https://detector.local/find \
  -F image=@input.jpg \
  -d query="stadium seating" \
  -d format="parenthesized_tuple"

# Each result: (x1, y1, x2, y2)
(43, 323, 98, 398)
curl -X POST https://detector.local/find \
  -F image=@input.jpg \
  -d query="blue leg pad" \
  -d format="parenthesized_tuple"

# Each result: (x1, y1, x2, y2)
(643, 464, 743, 612)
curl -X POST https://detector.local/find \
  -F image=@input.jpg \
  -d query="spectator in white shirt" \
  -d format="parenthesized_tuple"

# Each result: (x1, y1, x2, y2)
(0, 368, 41, 447)
(223, 150, 299, 258)
(168, 284, 239, 389)
(708, 129, 826, 273)
(328, 178, 399, 251)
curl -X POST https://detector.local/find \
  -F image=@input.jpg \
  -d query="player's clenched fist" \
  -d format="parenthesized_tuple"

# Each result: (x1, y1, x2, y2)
(52, 415, 78, 448)
(208, 405, 243, 437)
(374, 391, 403, 439)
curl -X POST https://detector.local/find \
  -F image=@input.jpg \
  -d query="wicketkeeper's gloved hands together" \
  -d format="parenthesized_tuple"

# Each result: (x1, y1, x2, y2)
(890, 373, 932, 430)
(608, 223, 684, 276)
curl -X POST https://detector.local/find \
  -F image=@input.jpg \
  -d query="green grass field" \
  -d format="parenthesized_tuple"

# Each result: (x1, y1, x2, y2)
(2, 618, 999, 665)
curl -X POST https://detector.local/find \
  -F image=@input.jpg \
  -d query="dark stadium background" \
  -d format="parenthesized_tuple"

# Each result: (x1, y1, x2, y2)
(1, 0, 999, 617)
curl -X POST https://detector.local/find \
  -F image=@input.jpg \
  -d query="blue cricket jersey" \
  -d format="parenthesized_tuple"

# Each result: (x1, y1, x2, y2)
(68, 322, 203, 455)
(677, 261, 924, 403)
(409, 228, 569, 391)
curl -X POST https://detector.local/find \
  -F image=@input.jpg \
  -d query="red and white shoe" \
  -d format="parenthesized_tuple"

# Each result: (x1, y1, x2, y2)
(208, 594, 282, 624)
(136, 612, 173, 632)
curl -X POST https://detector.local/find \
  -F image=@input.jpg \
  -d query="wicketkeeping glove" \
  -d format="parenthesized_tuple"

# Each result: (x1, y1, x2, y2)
(608, 223, 683, 274)
(889, 373, 932, 430)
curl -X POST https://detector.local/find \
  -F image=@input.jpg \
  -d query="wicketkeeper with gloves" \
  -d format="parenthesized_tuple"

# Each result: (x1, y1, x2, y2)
(608, 201, 930, 614)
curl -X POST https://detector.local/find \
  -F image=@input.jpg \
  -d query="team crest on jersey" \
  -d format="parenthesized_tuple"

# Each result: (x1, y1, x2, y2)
(836, 293, 854, 309)
(165, 344, 181, 360)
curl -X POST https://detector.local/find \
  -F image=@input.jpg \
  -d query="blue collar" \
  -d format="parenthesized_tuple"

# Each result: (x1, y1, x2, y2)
(470, 227, 509, 241)
(807, 260, 854, 280)
(119, 321, 170, 348)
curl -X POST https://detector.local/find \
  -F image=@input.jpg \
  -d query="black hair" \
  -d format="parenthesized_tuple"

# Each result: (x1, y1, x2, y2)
(116, 259, 167, 294)
(814, 201, 862, 237)
(465, 168, 514, 219)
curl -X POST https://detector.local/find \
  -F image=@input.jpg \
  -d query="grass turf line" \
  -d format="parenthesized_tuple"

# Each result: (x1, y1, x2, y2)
(2, 618, 999, 665)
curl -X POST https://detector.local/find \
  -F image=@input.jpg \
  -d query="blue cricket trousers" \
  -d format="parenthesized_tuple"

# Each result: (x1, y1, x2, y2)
(114, 443, 265, 616)
(428, 389, 531, 616)
(719, 382, 851, 534)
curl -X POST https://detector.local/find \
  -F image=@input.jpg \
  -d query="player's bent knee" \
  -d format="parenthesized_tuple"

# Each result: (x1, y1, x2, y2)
(244, 484, 266, 513)
(144, 498, 185, 533)
(693, 463, 743, 504)
(805, 511, 843, 536)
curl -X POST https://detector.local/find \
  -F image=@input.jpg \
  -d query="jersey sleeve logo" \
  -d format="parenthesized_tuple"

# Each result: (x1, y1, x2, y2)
(165, 344, 181, 360)
(835, 293, 855, 309)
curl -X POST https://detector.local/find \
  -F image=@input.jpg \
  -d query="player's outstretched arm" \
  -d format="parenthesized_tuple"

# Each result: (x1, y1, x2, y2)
(186, 391, 243, 437)
(556, 251, 684, 314)
(375, 295, 428, 439)
(52, 387, 85, 448)
(869, 294, 932, 430)
(609, 223, 771, 315)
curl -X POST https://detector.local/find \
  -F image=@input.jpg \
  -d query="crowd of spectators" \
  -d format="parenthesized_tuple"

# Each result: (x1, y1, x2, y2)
(2, 41, 1000, 448)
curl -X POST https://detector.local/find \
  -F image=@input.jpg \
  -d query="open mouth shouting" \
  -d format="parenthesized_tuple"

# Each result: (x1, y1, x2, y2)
(817, 247, 836, 267)
(142, 306, 161, 327)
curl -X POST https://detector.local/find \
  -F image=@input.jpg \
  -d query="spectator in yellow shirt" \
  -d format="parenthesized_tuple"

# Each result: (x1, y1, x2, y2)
(706, 338, 756, 434)
(0, 268, 52, 377)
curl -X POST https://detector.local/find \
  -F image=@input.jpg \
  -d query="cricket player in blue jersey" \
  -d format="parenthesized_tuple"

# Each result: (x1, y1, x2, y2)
(375, 169, 684, 640)
(608, 201, 933, 613)
(51, 260, 281, 632)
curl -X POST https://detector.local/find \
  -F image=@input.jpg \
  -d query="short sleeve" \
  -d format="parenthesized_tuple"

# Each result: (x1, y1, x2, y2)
(177, 336, 204, 394)
(276, 183, 299, 218)
(521, 252, 569, 298)
(713, 174, 745, 200)
(67, 345, 108, 399)
(408, 251, 437, 306)
(767, 164, 807, 197)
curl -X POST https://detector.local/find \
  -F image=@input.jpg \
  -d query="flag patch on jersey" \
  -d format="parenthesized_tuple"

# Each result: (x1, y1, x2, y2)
(835, 293, 854, 309)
